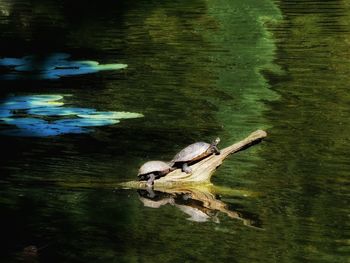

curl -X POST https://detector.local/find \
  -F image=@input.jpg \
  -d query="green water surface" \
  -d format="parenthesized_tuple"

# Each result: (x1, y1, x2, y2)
(0, 0, 349, 262)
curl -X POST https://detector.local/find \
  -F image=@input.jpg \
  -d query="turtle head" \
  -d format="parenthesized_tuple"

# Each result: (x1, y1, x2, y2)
(211, 137, 220, 146)
(210, 137, 221, 155)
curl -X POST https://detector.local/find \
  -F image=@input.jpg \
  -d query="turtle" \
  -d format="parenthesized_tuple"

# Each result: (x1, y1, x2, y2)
(137, 160, 173, 187)
(170, 137, 220, 174)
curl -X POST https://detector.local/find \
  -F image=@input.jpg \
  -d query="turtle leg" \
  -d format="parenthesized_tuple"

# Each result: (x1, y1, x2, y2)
(146, 173, 156, 188)
(212, 146, 220, 155)
(182, 163, 192, 174)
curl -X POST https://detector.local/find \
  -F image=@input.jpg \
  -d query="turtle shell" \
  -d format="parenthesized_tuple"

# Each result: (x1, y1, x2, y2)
(171, 142, 211, 163)
(137, 160, 172, 177)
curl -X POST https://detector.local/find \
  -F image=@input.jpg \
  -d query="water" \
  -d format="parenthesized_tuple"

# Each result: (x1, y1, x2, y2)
(0, 0, 349, 262)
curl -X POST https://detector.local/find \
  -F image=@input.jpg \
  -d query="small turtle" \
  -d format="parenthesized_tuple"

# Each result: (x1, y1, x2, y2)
(138, 160, 173, 187)
(170, 138, 220, 173)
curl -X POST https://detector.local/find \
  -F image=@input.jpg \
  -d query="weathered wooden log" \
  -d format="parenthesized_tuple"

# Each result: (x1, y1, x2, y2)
(120, 129, 267, 189)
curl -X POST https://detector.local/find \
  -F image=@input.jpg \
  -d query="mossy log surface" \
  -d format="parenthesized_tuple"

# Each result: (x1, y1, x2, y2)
(120, 130, 267, 189)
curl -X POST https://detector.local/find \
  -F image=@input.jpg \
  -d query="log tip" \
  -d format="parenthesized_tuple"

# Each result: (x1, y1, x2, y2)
(251, 129, 267, 139)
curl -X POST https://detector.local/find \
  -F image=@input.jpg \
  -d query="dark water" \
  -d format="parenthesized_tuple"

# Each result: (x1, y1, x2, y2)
(0, 0, 349, 262)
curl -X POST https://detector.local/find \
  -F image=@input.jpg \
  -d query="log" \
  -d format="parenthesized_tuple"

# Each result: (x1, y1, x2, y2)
(119, 129, 267, 189)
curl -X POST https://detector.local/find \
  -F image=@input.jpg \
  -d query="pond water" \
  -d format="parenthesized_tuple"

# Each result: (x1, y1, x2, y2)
(0, 0, 349, 262)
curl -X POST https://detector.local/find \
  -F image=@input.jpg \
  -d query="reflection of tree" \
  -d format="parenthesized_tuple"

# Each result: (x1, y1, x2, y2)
(256, 1, 350, 262)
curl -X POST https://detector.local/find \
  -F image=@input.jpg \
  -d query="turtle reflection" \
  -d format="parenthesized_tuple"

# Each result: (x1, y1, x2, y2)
(137, 188, 262, 227)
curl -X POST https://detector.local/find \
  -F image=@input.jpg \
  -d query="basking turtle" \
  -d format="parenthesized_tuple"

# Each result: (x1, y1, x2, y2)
(138, 160, 173, 187)
(170, 138, 220, 173)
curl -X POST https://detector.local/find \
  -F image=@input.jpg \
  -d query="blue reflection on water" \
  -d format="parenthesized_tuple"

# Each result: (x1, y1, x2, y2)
(2, 95, 64, 110)
(0, 95, 143, 137)
(54, 118, 120, 127)
(0, 53, 127, 80)
(0, 109, 12, 118)
(28, 107, 96, 116)
(0, 117, 87, 137)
